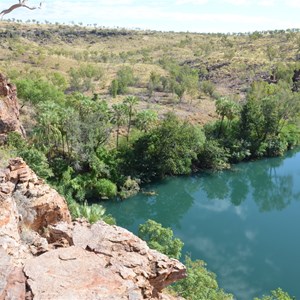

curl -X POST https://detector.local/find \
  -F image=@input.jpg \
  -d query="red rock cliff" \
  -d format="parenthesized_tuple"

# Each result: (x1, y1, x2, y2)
(0, 73, 25, 144)
(0, 158, 186, 300)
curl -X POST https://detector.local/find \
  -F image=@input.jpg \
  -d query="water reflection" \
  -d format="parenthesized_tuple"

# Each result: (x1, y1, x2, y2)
(199, 151, 298, 212)
(103, 149, 300, 299)
(106, 176, 196, 228)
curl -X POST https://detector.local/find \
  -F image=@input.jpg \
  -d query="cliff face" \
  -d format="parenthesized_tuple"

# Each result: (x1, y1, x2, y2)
(0, 158, 186, 300)
(0, 73, 25, 144)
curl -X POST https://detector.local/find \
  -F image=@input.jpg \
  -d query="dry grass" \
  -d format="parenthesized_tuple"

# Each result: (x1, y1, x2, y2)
(1, 22, 300, 124)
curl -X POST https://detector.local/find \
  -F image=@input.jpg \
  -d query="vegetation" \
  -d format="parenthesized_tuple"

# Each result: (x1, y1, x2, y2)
(138, 219, 183, 259)
(139, 220, 294, 300)
(0, 21, 299, 300)
(138, 219, 233, 299)
(1, 21, 299, 214)
(254, 288, 295, 300)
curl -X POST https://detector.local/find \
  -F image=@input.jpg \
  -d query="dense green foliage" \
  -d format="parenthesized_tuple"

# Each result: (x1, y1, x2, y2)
(5, 69, 300, 204)
(138, 220, 233, 299)
(1, 23, 299, 300)
(138, 219, 183, 259)
(172, 256, 233, 300)
(138, 220, 294, 300)
(124, 113, 205, 180)
(254, 288, 295, 300)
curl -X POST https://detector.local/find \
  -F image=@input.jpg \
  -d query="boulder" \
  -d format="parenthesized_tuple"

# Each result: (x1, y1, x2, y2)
(46, 221, 186, 299)
(0, 159, 186, 299)
(0, 158, 71, 232)
(0, 248, 26, 300)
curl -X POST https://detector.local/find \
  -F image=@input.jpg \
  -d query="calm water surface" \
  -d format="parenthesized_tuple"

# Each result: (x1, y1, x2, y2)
(103, 149, 300, 299)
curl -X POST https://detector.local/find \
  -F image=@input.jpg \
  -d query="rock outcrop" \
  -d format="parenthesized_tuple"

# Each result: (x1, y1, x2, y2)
(0, 158, 186, 300)
(0, 73, 25, 144)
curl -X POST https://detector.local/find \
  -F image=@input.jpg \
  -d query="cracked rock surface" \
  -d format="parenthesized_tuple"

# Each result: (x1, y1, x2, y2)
(0, 159, 186, 300)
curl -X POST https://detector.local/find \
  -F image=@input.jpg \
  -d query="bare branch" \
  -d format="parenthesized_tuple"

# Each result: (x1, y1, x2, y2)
(0, 1, 42, 20)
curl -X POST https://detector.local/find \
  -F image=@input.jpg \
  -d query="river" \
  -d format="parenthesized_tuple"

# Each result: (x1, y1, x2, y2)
(103, 149, 300, 299)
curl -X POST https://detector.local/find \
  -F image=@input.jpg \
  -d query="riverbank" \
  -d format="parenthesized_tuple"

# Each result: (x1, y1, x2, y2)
(103, 149, 300, 299)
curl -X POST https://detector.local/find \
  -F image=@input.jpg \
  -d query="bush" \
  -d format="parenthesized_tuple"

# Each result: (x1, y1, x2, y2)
(94, 178, 117, 199)
(18, 148, 53, 179)
(253, 288, 295, 300)
(68, 200, 115, 225)
(138, 220, 183, 259)
(172, 256, 233, 300)
(68, 64, 104, 92)
(110, 66, 136, 96)
(200, 80, 216, 97)
(196, 140, 230, 170)
(129, 113, 205, 180)
(16, 78, 65, 106)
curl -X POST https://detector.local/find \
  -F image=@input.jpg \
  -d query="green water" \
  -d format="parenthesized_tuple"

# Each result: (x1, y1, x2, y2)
(103, 149, 300, 299)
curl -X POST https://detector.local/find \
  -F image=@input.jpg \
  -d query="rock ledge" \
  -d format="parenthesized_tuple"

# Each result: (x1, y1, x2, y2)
(0, 158, 186, 300)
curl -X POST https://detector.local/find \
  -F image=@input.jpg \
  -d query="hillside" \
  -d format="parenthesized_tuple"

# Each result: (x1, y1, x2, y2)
(0, 21, 299, 300)
(1, 22, 300, 127)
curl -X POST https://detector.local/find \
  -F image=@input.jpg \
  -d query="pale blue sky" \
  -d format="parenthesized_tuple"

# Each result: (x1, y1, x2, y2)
(0, 0, 299, 33)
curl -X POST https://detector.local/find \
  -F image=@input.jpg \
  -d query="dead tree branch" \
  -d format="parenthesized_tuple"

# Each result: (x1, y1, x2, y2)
(0, 1, 42, 20)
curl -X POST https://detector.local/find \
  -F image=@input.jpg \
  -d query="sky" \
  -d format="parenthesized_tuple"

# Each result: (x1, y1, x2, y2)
(0, 0, 300, 33)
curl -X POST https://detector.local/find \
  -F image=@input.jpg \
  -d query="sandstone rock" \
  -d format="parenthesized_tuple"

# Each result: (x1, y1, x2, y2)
(47, 221, 187, 299)
(0, 158, 71, 232)
(24, 246, 144, 300)
(0, 73, 25, 143)
(0, 248, 26, 300)
(0, 159, 187, 300)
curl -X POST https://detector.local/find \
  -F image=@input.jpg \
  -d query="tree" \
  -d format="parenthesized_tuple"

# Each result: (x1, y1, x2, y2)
(215, 97, 240, 137)
(138, 220, 233, 300)
(0, 1, 42, 20)
(129, 113, 205, 180)
(135, 110, 158, 132)
(111, 66, 136, 95)
(240, 82, 300, 157)
(172, 256, 233, 300)
(124, 96, 139, 141)
(111, 103, 127, 148)
(253, 288, 295, 300)
(138, 219, 183, 259)
(16, 78, 65, 107)
(110, 79, 119, 98)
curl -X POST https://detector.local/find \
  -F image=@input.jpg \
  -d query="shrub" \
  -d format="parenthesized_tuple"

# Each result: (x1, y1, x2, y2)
(172, 256, 233, 300)
(138, 220, 183, 259)
(200, 80, 216, 97)
(196, 140, 230, 170)
(94, 178, 117, 199)
(68, 200, 115, 225)
(253, 288, 295, 300)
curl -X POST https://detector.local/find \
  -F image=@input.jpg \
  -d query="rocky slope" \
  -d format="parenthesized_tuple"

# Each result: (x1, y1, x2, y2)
(0, 158, 186, 300)
(0, 73, 25, 144)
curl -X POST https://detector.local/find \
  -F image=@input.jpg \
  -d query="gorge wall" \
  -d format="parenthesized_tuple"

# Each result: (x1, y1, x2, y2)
(0, 73, 25, 144)
(0, 158, 186, 300)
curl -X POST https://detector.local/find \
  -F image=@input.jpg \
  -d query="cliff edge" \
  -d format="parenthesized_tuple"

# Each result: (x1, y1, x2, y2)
(0, 158, 186, 300)
(0, 73, 25, 144)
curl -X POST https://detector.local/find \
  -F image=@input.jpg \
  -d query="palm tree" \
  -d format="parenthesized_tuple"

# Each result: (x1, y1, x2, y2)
(111, 103, 127, 148)
(124, 96, 139, 141)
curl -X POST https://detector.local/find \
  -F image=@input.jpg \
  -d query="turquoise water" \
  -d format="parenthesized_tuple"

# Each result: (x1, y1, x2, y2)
(103, 150, 300, 299)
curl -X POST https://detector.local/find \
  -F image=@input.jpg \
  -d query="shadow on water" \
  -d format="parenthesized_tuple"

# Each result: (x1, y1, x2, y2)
(103, 148, 300, 300)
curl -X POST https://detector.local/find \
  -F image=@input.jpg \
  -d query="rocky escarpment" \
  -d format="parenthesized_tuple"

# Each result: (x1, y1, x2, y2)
(0, 158, 186, 300)
(0, 73, 25, 144)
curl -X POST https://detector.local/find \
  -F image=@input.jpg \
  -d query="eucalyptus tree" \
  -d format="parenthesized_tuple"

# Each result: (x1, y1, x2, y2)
(0, 1, 43, 20)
